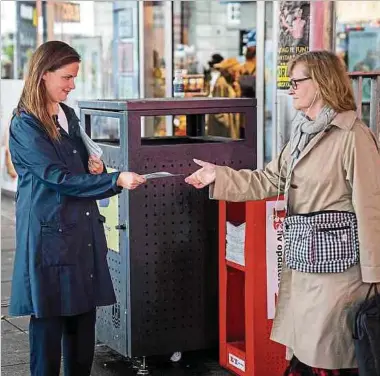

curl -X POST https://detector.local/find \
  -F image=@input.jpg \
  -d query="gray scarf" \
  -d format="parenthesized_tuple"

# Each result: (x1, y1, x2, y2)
(285, 106, 337, 195)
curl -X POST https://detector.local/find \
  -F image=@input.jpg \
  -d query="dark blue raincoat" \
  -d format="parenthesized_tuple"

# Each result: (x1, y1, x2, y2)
(9, 103, 121, 318)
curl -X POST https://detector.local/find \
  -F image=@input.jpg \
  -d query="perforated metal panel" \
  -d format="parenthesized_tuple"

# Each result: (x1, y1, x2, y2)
(79, 98, 257, 358)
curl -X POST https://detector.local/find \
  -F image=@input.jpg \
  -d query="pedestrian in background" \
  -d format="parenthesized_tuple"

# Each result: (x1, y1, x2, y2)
(9, 41, 146, 376)
(208, 57, 241, 138)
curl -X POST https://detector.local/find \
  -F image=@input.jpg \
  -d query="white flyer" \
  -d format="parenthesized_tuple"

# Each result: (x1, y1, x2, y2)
(142, 172, 184, 180)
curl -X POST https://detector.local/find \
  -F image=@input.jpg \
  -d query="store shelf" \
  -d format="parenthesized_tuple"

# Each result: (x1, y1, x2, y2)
(226, 260, 245, 272)
(226, 341, 246, 376)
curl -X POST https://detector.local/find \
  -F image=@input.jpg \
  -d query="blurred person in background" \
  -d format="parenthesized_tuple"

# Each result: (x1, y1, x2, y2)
(239, 30, 257, 138)
(205, 53, 224, 95)
(208, 57, 241, 138)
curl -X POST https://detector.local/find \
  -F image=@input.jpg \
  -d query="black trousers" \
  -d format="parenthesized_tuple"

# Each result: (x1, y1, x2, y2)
(29, 309, 96, 376)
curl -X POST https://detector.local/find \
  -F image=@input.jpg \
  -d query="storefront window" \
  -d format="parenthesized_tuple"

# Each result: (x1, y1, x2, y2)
(142, 1, 167, 137)
(1, 1, 37, 80)
(336, 1, 380, 126)
(50, 1, 139, 111)
(171, 1, 257, 138)
(336, 1, 380, 73)
(1, 1, 139, 109)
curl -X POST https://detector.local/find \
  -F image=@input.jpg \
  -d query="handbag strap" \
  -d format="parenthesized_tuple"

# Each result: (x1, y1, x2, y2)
(364, 283, 379, 302)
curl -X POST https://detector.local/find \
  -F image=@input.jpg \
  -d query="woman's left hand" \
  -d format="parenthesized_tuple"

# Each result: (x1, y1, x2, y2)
(88, 155, 104, 175)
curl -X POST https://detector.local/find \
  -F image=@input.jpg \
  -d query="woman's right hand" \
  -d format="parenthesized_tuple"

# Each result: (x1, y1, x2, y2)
(116, 172, 146, 190)
(185, 159, 217, 189)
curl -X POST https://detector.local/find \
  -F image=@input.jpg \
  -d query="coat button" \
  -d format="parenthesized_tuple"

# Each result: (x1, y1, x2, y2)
(86, 212, 90, 216)
(73, 149, 77, 154)
(90, 274, 93, 278)
(58, 228, 62, 233)
(88, 243, 92, 247)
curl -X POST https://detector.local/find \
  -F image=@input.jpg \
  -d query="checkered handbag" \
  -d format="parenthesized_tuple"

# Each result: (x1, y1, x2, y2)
(283, 211, 360, 273)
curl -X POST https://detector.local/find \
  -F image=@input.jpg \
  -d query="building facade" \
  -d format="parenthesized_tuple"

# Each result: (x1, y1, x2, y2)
(1, 0, 380, 165)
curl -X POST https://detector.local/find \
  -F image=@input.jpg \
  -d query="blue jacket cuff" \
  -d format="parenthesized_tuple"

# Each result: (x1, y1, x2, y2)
(111, 172, 123, 193)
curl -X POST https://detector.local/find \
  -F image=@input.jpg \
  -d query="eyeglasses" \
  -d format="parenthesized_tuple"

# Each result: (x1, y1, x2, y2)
(289, 77, 311, 90)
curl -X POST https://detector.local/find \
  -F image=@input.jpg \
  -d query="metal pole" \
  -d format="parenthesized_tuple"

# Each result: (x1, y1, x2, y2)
(164, 1, 173, 136)
(14, 1, 20, 79)
(255, 1, 265, 169)
(310, 1, 336, 51)
(271, 0, 280, 159)
(46, 0, 55, 41)
(324, 1, 336, 51)
(42, 0, 47, 43)
(138, 1, 145, 136)
(310, 1, 324, 50)
(36, 0, 43, 46)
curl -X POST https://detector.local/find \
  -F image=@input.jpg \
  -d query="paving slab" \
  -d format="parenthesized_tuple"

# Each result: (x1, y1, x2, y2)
(5, 316, 29, 332)
(1, 237, 16, 252)
(1, 330, 29, 366)
(1, 281, 12, 302)
(1, 250, 15, 282)
(1, 319, 19, 334)
(1, 363, 30, 376)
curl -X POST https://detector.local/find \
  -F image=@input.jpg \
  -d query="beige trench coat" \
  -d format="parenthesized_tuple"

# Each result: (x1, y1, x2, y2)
(210, 110, 380, 369)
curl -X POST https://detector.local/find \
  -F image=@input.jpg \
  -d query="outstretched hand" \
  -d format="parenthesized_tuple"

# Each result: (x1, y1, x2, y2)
(184, 159, 217, 189)
(117, 172, 146, 190)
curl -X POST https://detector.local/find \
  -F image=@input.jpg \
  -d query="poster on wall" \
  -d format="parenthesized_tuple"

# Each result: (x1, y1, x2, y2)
(277, 1, 310, 90)
(266, 200, 286, 320)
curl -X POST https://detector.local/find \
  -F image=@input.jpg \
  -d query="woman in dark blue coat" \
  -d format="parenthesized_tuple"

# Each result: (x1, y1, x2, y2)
(8, 41, 146, 376)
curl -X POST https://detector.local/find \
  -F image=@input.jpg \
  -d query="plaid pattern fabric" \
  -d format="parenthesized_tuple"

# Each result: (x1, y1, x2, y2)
(284, 357, 359, 376)
(284, 211, 359, 273)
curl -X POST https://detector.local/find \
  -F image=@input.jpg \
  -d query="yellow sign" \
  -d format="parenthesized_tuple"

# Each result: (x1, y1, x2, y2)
(97, 168, 120, 253)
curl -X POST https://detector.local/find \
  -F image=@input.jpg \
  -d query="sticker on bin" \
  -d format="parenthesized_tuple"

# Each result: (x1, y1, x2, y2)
(228, 353, 245, 372)
(143, 172, 184, 180)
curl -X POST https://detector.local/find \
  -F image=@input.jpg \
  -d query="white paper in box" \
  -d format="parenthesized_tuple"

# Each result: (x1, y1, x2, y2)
(225, 222, 246, 266)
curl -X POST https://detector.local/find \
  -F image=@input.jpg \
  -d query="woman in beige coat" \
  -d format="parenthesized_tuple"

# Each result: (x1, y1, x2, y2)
(185, 51, 380, 375)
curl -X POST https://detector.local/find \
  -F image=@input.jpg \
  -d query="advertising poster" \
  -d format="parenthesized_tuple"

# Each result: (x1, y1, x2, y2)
(277, 1, 310, 89)
(266, 200, 286, 319)
(97, 168, 120, 253)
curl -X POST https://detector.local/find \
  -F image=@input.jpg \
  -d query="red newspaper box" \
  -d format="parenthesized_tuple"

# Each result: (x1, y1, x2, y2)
(219, 197, 288, 376)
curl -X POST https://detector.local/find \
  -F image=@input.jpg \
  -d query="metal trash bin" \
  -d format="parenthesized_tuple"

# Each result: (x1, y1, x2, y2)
(78, 97, 257, 358)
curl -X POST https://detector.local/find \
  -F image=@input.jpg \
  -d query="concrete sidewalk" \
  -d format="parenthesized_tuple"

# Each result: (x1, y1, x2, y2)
(1, 195, 231, 376)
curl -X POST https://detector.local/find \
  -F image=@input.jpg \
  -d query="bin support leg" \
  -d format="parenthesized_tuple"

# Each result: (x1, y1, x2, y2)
(136, 356, 150, 375)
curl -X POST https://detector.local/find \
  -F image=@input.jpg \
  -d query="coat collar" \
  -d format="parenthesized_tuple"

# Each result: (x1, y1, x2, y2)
(59, 102, 75, 124)
(330, 110, 357, 131)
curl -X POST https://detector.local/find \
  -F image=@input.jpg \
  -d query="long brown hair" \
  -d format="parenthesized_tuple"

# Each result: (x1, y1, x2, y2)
(288, 50, 356, 113)
(16, 41, 81, 140)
